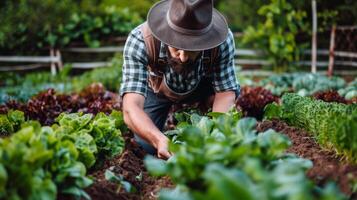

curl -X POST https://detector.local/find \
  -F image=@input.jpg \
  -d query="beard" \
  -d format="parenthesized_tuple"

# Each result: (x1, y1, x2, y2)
(167, 51, 199, 77)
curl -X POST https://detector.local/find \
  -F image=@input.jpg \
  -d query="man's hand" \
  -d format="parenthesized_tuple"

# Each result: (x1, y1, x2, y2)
(154, 135, 172, 160)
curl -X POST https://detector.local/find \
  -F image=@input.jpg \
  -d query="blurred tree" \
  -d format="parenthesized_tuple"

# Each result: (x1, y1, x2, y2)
(0, 0, 142, 52)
(217, 0, 357, 32)
(0, 0, 79, 52)
(99, 0, 158, 18)
(242, 0, 308, 72)
(217, 0, 269, 31)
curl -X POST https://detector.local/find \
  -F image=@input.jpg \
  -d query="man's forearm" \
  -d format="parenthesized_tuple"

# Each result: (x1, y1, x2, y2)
(123, 103, 165, 148)
(212, 91, 236, 113)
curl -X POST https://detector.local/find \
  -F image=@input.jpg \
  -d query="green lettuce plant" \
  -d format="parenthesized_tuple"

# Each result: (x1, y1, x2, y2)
(0, 110, 126, 199)
(0, 110, 25, 136)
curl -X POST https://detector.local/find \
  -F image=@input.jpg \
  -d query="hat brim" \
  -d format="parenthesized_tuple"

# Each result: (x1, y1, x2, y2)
(147, 0, 229, 51)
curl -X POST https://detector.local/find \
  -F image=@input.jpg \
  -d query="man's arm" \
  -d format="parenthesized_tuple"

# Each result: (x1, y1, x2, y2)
(122, 93, 171, 159)
(212, 91, 236, 113)
(211, 29, 240, 112)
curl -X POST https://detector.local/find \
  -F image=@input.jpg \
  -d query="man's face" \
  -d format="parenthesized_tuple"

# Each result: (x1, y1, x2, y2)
(167, 46, 201, 64)
(167, 46, 201, 76)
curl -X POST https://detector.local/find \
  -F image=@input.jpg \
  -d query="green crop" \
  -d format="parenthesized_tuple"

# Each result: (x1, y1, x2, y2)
(0, 110, 126, 200)
(0, 110, 25, 136)
(265, 93, 357, 163)
(145, 111, 345, 200)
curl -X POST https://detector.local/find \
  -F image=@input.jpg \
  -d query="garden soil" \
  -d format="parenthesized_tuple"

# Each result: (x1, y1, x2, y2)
(86, 132, 174, 200)
(58, 132, 174, 200)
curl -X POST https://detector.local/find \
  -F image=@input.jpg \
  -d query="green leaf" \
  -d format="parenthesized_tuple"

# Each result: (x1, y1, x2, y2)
(7, 110, 25, 129)
(0, 115, 14, 135)
(0, 164, 8, 196)
(62, 186, 91, 200)
(264, 102, 282, 120)
(203, 164, 256, 200)
(105, 169, 136, 193)
(144, 155, 168, 176)
(159, 186, 193, 200)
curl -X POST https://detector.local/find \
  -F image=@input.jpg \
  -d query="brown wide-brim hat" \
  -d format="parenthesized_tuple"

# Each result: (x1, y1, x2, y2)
(147, 0, 229, 51)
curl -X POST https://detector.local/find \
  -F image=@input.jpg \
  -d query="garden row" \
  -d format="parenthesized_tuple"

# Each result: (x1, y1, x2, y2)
(144, 111, 346, 199)
(265, 93, 357, 163)
(0, 110, 126, 199)
(0, 83, 174, 200)
(0, 63, 122, 104)
(0, 82, 138, 199)
(0, 83, 121, 126)
(257, 73, 357, 102)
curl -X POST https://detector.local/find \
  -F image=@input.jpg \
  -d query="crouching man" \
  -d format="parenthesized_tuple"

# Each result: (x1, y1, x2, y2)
(120, 0, 240, 159)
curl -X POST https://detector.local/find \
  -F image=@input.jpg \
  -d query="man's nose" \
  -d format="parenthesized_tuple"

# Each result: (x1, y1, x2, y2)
(179, 51, 189, 63)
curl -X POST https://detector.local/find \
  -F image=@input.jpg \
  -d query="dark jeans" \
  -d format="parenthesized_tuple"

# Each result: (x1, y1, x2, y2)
(134, 79, 215, 154)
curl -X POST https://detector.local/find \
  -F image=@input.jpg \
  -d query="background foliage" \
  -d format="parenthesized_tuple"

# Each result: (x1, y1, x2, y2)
(0, 0, 142, 52)
(241, 0, 307, 71)
(1, 0, 357, 68)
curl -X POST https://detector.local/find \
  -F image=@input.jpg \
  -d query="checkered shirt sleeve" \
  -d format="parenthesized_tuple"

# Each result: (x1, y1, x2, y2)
(119, 26, 149, 97)
(212, 30, 240, 96)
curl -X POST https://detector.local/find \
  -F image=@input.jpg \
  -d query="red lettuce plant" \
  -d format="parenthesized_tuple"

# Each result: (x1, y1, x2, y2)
(236, 86, 279, 120)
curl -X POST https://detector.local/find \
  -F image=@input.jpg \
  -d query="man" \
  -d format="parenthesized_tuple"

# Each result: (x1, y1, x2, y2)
(120, 0, 240, 159)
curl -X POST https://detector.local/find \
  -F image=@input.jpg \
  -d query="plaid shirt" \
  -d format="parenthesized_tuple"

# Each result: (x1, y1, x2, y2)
(120, 24, 239, 98)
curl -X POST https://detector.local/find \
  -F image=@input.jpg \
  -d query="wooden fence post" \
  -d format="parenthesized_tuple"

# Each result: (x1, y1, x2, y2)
(311, 0, 317, 73)
(328, 25, 336, 76)
(56, 49, 63, 70)
(50, 48, 57, 75)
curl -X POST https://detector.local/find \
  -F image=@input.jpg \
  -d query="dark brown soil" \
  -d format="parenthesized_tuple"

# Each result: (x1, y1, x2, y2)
(257, 120, 357, 198)
(86, 133, 174, 200)
(58, 133, 174, 200)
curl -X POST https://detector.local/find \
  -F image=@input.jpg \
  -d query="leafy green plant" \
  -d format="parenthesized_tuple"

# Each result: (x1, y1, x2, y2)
(259, 73, 347, 97)
(0, 124, 90, 200)
(54, 111, 125, 168)
(105, 167, 136, 193)
(292, 74, 346, 96)
(91, 111, 125, 162)
(0, 110, 126, 199)
(0, 110, 25, 135)
(242, 0, 307, 71)
(338, 78, 357, 101)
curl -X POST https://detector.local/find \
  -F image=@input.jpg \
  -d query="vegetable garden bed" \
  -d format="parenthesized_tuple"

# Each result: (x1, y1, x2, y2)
(82, 132, 173, 200)
(1, 75, 356, 199)
(257, 120, 357, 198)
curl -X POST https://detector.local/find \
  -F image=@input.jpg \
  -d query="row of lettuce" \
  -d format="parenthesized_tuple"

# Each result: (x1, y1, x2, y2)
(2, 66, 357, 105)
(0, 110, 126, 199)
(265, 93, 357, 164)
(256, 73, 357, 100)
(0, 60, 122, 104)
(144, 111, 347, 200)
